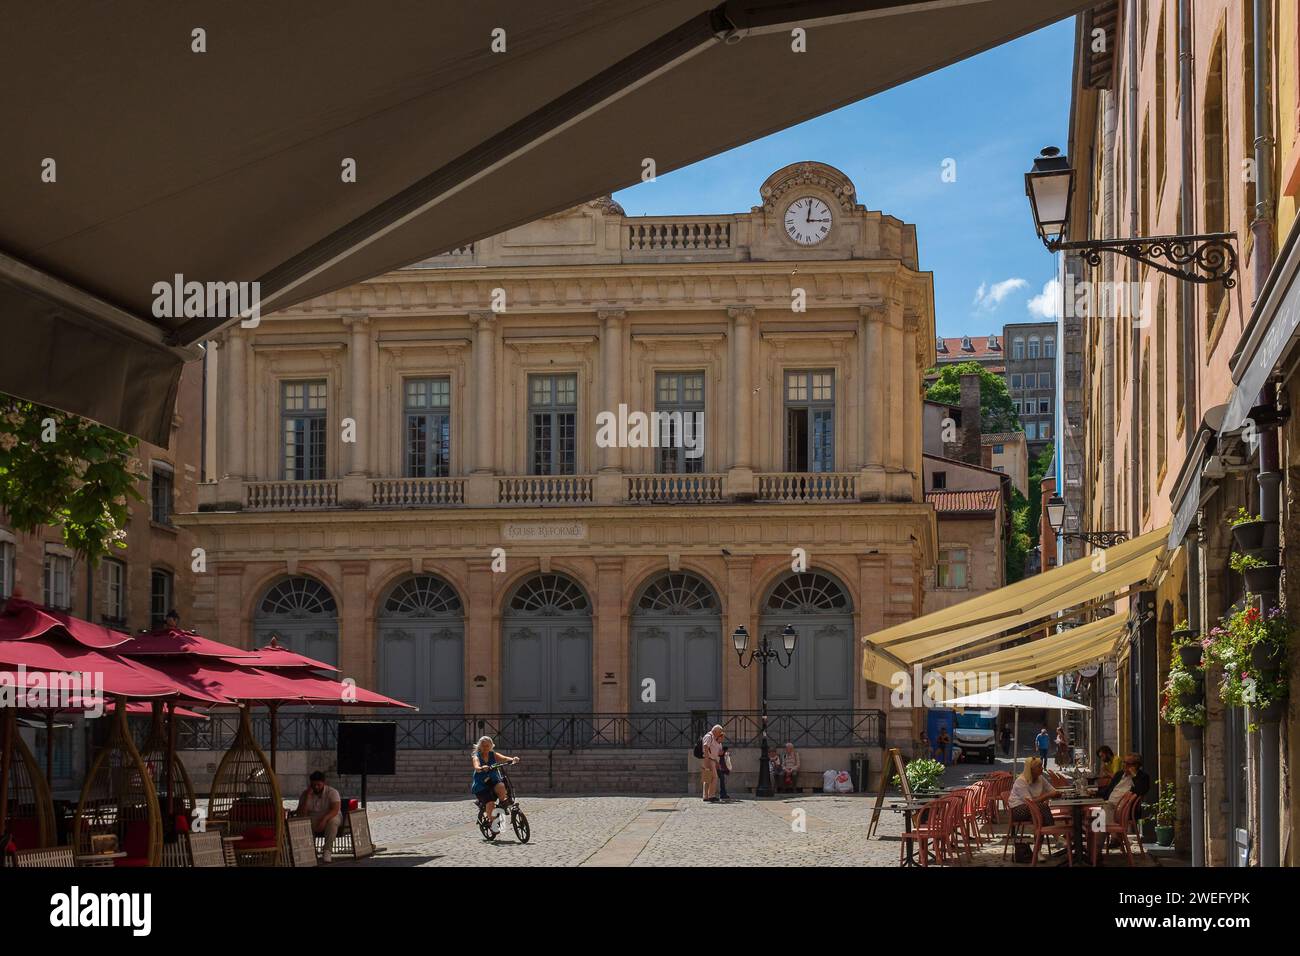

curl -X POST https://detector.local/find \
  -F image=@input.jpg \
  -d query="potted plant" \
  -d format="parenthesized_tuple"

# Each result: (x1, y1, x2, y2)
(1154, 779, 1176, 847)
(1229, 551, 1281, 594)
(1173, 623, 1202, 668)
(1228, 507, 1270, 551)
(1205, 605, 1291, 727)
(892, 757, 945, 795)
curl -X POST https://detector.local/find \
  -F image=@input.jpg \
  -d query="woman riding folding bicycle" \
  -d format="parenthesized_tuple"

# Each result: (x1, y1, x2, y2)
(472, 736, 519, 827)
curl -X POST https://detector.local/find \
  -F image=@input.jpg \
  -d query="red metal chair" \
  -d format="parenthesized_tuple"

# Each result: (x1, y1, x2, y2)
(1025, 799, 1074, 866)
(1087, 793, 1137, 866)
(898, 801, 943, 867)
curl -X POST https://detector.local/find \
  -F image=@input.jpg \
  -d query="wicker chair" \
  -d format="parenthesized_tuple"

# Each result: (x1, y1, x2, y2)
(73, 703, 162, 867)
(207, 707, 284, 866)
(139, 705, 197, 835)
(159, 830, 228, 868)
(1, 713, 57, 853)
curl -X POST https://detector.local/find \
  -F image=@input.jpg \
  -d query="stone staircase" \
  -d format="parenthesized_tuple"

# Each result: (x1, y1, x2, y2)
(332, 749, 692, 797)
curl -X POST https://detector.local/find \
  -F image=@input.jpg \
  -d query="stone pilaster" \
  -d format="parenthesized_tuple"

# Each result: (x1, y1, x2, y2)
(339, 561, 373, 691)
(343, 315, 372, 476)
(465, 558, 496, 712)
(471, 311, 496, 475)
(727, 306, 755, 498)
(859, 302, 887, 500)
(724, 554, 754, 710)
(594, 557, 625, 712)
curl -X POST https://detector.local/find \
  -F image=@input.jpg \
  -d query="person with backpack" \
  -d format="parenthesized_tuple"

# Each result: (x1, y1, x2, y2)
(696, 724, 725, 803)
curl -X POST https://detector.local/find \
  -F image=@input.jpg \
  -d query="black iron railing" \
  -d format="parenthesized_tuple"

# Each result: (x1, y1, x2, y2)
(168, 710, 885, 753)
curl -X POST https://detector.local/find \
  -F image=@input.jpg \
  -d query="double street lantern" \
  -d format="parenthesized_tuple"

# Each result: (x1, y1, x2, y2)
(1026, 146, 1237, 288)
(732, 623, 797, 798)
(1046, 494, 1129, 549)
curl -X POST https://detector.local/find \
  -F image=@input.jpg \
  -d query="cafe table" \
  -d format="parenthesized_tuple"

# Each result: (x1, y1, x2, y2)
(1049, 796, 1105, 866)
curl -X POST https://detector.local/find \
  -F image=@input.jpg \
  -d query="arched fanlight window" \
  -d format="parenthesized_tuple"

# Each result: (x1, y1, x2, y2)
(636, 573, 719, 614)
(381, 575, 462, 616)
(508, 574, 589, 614)
(765, 572, 851, 613)
(258, 577, 337, 616)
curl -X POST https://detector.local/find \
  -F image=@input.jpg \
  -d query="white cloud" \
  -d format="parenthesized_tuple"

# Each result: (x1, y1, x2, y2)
(973, 277, 1028, 311)
(1027, 279, 1062, 319)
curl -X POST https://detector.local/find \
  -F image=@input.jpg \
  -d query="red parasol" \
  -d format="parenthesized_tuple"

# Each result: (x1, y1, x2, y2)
(227, 638, 339, 672)
(0, 597, 132, 649)
(114, 626, 259, 660)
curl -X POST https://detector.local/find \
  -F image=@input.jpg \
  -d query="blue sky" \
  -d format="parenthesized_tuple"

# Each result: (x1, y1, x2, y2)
(613, 19, 1074, 339)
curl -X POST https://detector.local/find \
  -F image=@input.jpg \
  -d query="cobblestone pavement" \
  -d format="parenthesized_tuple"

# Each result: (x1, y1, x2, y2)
(345, 759, 1158, 867)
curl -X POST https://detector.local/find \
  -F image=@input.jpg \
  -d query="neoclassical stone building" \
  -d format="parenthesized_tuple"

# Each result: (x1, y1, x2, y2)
(184, 162, 936, 751)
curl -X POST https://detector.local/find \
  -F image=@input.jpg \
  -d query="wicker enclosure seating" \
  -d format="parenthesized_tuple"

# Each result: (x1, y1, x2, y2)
(73, 702, 162, 867)
(207, 706, 284, 865)
(1, 712, 56, 853)
(140, 705, 197, 836)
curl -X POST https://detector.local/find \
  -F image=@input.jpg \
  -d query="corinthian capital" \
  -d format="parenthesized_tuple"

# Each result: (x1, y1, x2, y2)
(727, 305, 756, 322)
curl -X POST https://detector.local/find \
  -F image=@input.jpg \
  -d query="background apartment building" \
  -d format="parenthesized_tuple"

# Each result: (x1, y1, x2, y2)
(2, 361, 203, 793)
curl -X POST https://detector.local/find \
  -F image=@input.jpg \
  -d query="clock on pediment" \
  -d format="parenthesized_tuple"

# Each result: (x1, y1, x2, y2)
(759, 161, 858, 249)
(783, 195, 833, 245)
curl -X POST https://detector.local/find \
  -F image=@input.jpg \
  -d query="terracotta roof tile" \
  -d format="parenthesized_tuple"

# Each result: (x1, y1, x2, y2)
(926, 489, 1001, 514)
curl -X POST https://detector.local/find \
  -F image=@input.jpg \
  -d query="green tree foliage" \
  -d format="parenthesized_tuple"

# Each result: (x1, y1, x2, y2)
(1006, 443, 1059, 583)
(924, 361, 1021, 433)
(0, 395, 143, 566)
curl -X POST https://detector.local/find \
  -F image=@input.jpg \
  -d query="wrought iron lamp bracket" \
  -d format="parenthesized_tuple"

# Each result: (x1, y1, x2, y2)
(1051, 233, 1237, 288)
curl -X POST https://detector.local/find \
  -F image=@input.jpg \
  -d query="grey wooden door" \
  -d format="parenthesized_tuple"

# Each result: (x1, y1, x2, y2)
(759, 572, 854, 711)
(630, 572, 721, 715)
(377, 575, 464, 715)
(501, 574, 592, 715)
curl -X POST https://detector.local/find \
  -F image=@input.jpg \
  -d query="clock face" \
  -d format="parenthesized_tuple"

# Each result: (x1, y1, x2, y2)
(783, 196, 833, 245)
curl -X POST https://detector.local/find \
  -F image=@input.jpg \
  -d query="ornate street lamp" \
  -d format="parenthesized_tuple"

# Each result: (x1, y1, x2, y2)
(733, 623, 797, 798)
(1026, 147, 1237, 288)
(1046, 494, 1129, 548)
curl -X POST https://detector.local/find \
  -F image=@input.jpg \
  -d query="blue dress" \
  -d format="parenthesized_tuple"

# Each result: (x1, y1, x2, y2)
(472, 751, 502, 794)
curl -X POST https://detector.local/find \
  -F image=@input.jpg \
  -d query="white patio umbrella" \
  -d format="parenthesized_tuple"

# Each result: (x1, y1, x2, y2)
(940, 682, 1090, 777)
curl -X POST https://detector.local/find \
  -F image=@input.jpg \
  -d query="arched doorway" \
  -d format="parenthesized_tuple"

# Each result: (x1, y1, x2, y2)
(253, 576, 339, 667)
(630, 572, 721, 716)
(501, 573, 592, 716)
(377, 575, 464, 715)
(758, 571, 854, 711)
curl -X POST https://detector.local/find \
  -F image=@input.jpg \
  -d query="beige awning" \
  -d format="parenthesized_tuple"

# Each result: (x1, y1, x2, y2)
(924, 615, 1125, 686)
(862, 526, 1167, 684)
(2, 1, 1093, 441)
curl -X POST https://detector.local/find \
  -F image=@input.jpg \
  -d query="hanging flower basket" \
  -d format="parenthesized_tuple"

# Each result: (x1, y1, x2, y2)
(1243, 564, 1283, 594)
(1205, 606, 1291, 713)
(1177, 689, 1202, 708)
(1177, 643, 1203, 668)
(1230, 520, 1271, 552)
(1179, 722, 1203, 740)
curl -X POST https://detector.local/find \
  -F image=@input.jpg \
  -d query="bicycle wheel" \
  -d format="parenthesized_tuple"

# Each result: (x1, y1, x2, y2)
(511, 809, 531, 844)
(477, 809, 497, 841)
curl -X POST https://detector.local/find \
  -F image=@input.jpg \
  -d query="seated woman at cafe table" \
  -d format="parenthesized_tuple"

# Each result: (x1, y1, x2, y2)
(1093, 746, 1121, 788)
(1097, 752, 1151, 828)
(1006, 757, 1060, 823)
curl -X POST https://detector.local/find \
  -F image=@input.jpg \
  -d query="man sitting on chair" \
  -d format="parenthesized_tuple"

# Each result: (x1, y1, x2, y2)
(296, 771, 342, 863)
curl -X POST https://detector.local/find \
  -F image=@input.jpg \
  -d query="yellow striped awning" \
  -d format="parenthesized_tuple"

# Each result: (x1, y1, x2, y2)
(862, 526, 1166, 685)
